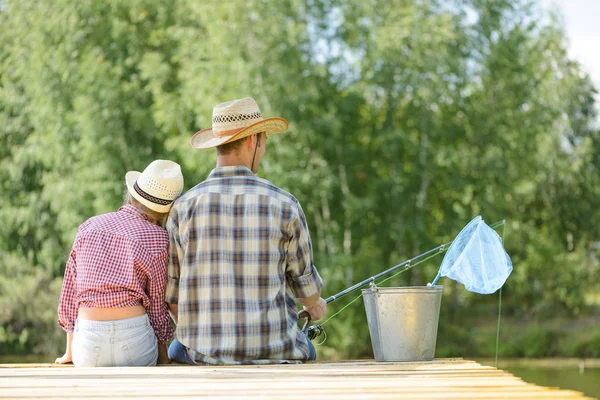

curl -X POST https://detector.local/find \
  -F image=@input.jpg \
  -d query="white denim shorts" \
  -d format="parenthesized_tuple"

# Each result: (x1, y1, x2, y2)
(72, 314, 158, 367)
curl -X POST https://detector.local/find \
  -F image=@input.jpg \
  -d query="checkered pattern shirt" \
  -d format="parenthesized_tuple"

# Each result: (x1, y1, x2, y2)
(57, 205, 174, 344)
(165, 166, 322, 365)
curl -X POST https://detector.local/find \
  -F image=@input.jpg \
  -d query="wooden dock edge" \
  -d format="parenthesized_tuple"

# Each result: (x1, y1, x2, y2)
(0, 359, 593, 399)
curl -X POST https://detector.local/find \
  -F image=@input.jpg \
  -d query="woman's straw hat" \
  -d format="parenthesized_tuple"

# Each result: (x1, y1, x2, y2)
(125, 160, 184, 213)
(190, 97, 288, 149)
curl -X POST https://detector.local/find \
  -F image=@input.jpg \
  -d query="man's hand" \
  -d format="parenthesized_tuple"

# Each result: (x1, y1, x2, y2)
(302, 297, 327, 321)
(55, 352, 72, 364)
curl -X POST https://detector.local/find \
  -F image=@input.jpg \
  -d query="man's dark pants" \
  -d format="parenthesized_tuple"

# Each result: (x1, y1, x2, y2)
(168, 335, 317, 365)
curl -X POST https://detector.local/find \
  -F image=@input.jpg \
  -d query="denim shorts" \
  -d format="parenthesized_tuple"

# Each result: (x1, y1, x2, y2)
(72, 314, 158, 367)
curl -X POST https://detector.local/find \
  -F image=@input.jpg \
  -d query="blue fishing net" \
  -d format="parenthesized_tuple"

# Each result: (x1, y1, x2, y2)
(434, 216, 512, 294)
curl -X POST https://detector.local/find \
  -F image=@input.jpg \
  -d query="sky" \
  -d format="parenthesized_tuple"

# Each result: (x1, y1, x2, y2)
(542, 0, 600, 90)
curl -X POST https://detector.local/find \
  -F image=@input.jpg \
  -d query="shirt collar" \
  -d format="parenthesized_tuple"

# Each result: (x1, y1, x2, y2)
(208, 165, 255, 179)
(119, 204, 150, 221)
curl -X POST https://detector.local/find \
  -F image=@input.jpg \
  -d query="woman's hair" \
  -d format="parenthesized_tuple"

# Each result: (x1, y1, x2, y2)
(123, 191, 169, 227)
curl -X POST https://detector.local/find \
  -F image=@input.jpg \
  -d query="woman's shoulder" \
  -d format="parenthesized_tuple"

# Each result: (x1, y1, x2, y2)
(76, 211, 120, 235)
(131, 220, 169, 255)
(79, 211, 168, 250)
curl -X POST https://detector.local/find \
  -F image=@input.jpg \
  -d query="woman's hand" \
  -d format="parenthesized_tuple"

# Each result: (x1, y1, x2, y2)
(55, 352, 72, 364)
(157, 342, 170, 365)
(55, 332, 74, 364)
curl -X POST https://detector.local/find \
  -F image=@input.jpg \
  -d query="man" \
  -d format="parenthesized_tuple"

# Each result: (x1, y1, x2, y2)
(166, 97, 326, 365)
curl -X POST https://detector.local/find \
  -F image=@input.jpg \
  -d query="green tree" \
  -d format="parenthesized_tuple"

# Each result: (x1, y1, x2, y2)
(0, 0, 598, 358)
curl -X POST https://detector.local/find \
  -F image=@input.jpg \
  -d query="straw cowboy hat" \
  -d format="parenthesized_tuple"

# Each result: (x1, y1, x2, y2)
(190, 97, 288, 149)
(125, 160, 184, 213)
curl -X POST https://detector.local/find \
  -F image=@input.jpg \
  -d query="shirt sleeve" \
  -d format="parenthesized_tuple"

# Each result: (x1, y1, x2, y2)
(165, 207, 182, 304)
(146, 251, 174, 344)
(57, 248, 78, 333)
(285, 204, 323, 299)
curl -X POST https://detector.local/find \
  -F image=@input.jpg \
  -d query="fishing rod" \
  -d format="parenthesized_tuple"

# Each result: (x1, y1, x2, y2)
(302, 219, 505, 340)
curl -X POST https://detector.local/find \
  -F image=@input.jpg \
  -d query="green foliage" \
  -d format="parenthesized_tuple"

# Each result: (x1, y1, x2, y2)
(436, 314, 600, 359)
(569, 332, 600, 358)
(0, 0, 598, 357)
(0, 253, 63, 355)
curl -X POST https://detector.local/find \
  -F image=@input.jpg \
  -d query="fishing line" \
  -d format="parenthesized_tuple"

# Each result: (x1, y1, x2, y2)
(319, 249, 446, 328)
(315, 328, 328, 346)
(311, 221, 507, 349)
(495, 223, 507, 368)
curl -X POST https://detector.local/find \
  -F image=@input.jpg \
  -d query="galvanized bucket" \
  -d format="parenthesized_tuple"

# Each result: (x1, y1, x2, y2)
(362, 285, 443, 362)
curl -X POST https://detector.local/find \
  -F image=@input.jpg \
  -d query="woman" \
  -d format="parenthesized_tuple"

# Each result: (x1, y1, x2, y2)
(56, 160, 184, 367)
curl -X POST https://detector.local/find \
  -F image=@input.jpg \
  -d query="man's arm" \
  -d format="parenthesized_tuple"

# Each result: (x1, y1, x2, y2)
(298, 291, 327, 321)
(297, 291, 321, 308)
(286, 205, 326, 320)
(165, 208, 181, 325)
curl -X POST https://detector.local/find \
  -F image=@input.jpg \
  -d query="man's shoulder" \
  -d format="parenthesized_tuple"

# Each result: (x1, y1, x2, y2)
(253, 176, 301, 208)
(172, 176, 302, 209)
(169, 180, 211, 214)
(173, 182, 205, 204)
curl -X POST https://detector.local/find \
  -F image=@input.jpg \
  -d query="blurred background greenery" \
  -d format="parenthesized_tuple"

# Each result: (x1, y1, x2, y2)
(0, 0, 599, 367)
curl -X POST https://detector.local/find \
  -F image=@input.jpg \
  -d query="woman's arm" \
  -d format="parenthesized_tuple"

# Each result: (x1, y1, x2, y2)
(157, 342, 169, 365)
(146, 253, 174, 364)
(55, 332, 73, 364)
(56, 250, 78, 364)
(167, 302, 178, 324)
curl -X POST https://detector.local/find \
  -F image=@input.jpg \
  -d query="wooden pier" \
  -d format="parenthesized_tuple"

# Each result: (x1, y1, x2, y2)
(0, 359, 592, 399)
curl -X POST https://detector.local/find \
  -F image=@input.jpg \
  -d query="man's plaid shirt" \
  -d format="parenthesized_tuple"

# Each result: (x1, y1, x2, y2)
(165, 166, 322, 365)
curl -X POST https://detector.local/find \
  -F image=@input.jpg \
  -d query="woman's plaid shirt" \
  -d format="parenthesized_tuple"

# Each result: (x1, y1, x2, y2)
(165, 166, 322, 365)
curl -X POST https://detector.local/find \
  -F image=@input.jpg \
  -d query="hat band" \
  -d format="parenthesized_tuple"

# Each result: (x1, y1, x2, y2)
(212, 119, 265, 138)
(133, 182, 173, 206)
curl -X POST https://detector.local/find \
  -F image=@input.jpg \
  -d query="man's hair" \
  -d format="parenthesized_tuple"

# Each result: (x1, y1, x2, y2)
(216, 136, 249, 156)
(123, 191, 169, 227)
(216, 132, 265, 156)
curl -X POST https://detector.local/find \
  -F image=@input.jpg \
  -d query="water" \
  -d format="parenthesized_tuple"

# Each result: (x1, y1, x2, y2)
(479, 359, 600, 399)
(504, 366, 600, 399)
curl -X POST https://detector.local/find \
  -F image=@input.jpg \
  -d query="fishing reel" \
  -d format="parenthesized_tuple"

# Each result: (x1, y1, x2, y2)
(307, 324, 325, 341)
(300, 311, 326, 341)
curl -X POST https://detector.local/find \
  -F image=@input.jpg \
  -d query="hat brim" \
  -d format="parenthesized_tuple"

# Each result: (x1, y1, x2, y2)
(125, 171, 173, 213)
(190, 117, 288, 150)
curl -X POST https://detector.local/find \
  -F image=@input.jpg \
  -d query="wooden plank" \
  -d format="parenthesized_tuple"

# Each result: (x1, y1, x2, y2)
(43, 396, 593, 399)
(0, 389, 590, 399)
(0, 360, 482, 370)
(0, 360, 591, 400)
(0, 368, 508, 377)
(0, 378, 540, 388)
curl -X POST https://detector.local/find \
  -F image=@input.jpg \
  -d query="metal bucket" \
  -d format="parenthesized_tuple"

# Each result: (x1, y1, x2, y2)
(362, 285, 442, 362)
